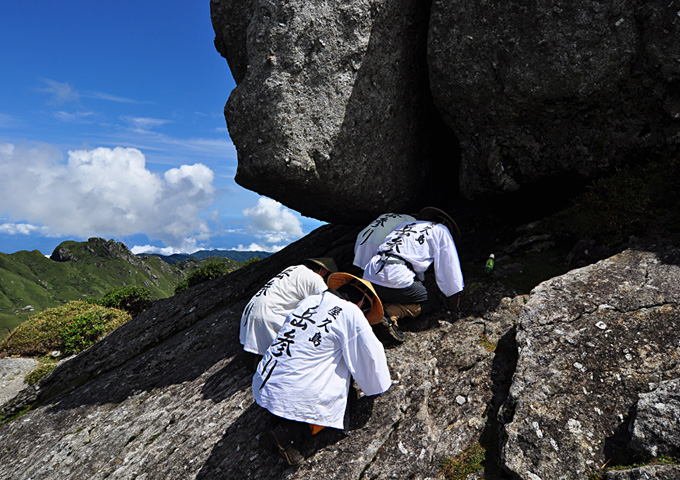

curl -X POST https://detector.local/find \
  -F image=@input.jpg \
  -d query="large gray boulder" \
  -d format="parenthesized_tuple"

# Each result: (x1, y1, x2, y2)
(212, 0, 680, 222)
(428, 0, 680, 198)
(502, 247, 680, 479)
(0, 358, 38, 406)
(212, 0, 456, 224)
(605, 465, 680, 480)
(210, 0, 254, 84)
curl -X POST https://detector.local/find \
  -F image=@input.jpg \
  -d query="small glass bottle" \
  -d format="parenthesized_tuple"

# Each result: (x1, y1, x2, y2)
(485, 254, 495, 273)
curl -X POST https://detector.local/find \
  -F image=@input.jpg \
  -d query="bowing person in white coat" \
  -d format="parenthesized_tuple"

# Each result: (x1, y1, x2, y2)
(363, 207, 463, 342)
(240, 258, 337, 358)
(253, 272, 391, 466)
(353, 212, 416, 271)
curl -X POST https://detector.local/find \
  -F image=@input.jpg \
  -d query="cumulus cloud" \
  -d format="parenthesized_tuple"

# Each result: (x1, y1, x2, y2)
(234, 242, 285, 253)
(0, 223, 52, 236)
(243, 198, 303, 238)
(233, 198, 305, 251)
(130, 244, 198, 256)
(0, 143, 217, 249)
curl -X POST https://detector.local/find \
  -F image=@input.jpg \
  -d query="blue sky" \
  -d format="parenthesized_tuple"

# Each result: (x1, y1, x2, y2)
(0, 1, 323, 256)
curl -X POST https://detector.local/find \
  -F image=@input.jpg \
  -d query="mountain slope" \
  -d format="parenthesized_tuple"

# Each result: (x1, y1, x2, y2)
(0, 238, 240, 339)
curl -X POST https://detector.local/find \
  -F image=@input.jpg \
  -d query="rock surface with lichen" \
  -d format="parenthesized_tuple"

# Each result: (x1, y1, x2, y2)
(502, 247, 680, 479)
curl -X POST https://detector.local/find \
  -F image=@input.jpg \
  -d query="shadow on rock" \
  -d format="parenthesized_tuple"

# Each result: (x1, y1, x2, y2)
(480, 326, 518, 479)
(195, 403, 288, 480)
(201, 352, 258, 403)
(49, 311, 242, 410)
(194, 395, 366, 479)
(603, 407, 636, 468)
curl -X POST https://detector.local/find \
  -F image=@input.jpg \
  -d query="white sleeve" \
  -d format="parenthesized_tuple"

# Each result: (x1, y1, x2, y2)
(341, 309, 392, 396)
(433, 225, 465, 297)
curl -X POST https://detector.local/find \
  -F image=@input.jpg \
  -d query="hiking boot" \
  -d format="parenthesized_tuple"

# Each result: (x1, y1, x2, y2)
(264, 425, 304, 466)
(381, 316, 405, 343)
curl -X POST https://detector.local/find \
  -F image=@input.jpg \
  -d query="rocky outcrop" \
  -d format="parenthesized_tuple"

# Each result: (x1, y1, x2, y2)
(210, 0, 254, 84)
(213, 0, 454, 223)
(428, 0, 680, 198)
(1, 224, 678, 479)
(628, 378, 680, 459)
(605, 465, 680, 480)
(502, 246, 680, 479)
(212, 0, 680, 223)
(50, 238, 138, 265)
(0, 358, 38, 407)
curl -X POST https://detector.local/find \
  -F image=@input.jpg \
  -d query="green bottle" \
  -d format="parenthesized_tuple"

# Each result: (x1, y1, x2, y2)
(485, 254, 495, 273)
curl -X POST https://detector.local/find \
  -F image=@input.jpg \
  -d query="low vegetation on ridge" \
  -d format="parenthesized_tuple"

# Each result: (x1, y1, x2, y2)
(0, 301, 131, 358)
(0, 239, 262, 341)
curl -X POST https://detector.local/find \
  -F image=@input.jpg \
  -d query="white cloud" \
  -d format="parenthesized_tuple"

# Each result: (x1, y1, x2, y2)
(239, 198, 305, 251)
(130, 244, 199, 256)
(38, 80, 144, 106)
(0, 143, 217, 250)
(123, 116, 171, 131)
(234, 242, 285, 253)
(86, 91, 145, 104)
(0, 223, 52, 236)
(53, 111, 95, 123)
(38, 79, 79, 105)
(243, 198, 303, 238)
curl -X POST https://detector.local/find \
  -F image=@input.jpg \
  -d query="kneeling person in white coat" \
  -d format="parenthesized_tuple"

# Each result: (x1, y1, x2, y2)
(253, 272, 391, 465)
(363, 207, 464, 342)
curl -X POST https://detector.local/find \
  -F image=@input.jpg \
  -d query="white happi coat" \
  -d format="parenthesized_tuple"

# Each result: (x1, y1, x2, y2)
(353, 213, 416, 270)
(240, 265, 327, 355)
(363, 220, 464, 297)
(252, 290, 391, 429)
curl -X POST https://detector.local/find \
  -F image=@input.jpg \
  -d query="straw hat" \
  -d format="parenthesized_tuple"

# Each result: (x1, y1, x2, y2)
(327, 272, 383, 325)
(417, 206, 461, 244)
(306, 257, 338, 274)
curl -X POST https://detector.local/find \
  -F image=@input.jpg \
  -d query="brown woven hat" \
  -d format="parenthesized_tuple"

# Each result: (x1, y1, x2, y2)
(306, 257, 338, 274)
(327, 272, 383, 325)
(417, 206, 461, 244)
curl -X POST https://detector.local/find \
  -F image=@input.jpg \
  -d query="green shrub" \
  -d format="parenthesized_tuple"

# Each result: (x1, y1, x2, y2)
(174, 261, 232, 294)
(440, 443, 486, 480)
(60, 310, 111, 355)
(25, 362, 57, 385)
(241, 256, 261, 267)
(0, 301, 131, 357)
(174, 279, 189, 295)
(98, 285, 151, 316)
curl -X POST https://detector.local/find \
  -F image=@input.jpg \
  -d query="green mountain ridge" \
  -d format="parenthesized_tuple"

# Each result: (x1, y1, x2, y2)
(0, 238, 248, 340)
(139, 249, 272, 265)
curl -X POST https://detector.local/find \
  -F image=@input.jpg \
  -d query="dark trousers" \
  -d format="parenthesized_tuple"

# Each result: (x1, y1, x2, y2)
(372, 280, 440, 314)
(267, 382, 357, 443)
